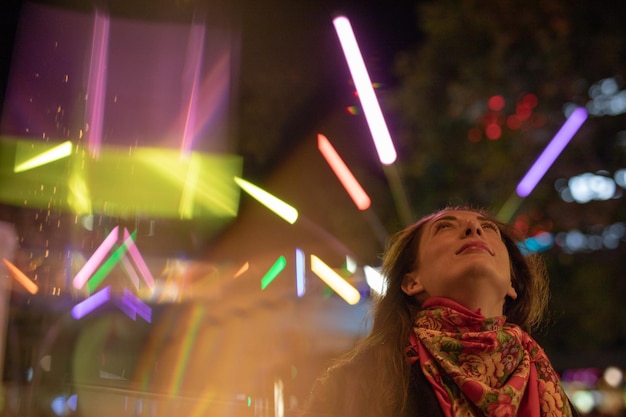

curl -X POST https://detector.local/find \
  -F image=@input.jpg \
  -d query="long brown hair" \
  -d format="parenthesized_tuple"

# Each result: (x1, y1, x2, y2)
(303, 206, 550, 417)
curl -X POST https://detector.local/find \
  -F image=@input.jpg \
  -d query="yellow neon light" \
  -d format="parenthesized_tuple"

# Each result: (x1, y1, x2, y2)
(234, 176, 298, 224)
(310, 254, 360, 305)
(14, 141, 73, 173)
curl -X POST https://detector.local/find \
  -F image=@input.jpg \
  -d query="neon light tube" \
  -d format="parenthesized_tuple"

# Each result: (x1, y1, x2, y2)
(364, 265, 386, 296)
(2, 258, 38, 294)
(73, 226, 119, 289)
(261, 256, 287, 290)
(333, 16, 397, 165)
(234, 177, 298, 224)
(317, 134, 371, 210)
(516, 107, 588, 197)
(310, 254, 360, 305)
(71, 286, 111, 319)
(14, 141, 73, 173)
(344, 256, 357, 274)
(233, 261, 249, 279)
(295, 248, 305, 297)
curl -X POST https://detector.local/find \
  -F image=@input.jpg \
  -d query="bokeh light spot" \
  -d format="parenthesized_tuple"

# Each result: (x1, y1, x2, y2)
(488, 95, 505, 111)
(485, 124, 501, 140)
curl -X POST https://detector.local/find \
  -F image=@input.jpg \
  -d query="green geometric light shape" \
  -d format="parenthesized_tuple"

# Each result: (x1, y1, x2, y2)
(261, 256, 287, 290)
(85, 231, 136, 293)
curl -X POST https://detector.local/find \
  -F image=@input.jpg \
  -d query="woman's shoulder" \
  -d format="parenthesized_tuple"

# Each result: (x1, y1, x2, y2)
(298, 353, 374, 417)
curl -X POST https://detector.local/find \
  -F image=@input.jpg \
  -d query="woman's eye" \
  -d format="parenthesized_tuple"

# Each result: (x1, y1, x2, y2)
(434, 222, 452, 231)
(482, 222, 499, 232)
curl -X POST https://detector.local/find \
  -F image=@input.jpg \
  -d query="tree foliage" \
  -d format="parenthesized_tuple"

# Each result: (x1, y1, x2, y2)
(389, 0, 626, 357)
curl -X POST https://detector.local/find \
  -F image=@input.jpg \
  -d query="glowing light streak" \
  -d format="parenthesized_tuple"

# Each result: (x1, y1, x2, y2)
(317, 134, 371, 210)
(233, 262, 249, 279)
(125, 291, 152, 322)
(344, 255, 357, 274)
(86, 241, 129, 293)
(364, 265, 386, 296)
(261, 256, 287, 290)
(274, 378, 285, 417)
(68, 171, 92, 215)
(122, 228, 155, 288)
(73, 226, 119, 289)
(0, 140, 242, 219)
(516, 107, 588, 197)
(120, 255, 140, 290)
(310, 254, 360, 305)
(85, 10, 110, 157)
(71, 286, 111, 319)
(180, 21, 206, 155)
(2, 258, 38, 294)
(14, 141, 73, 173)
(136, 309, 178, 391)
(179, 153, 201, 219)
(73, 227, 154, 296)
(496, 193, 524, 223)
(333, 16, 397, 165)
(72, 288, 152, 321)
(234, 177, 298, 224)
(295, 248, 305, 297)
(86, 229, 156, 293)
(519, 232, 554, 255)
(382, 164, 414, 226)
(169, 305, 205, 395)
(115, 288, 151, 322)
(113, 293, 135, 319)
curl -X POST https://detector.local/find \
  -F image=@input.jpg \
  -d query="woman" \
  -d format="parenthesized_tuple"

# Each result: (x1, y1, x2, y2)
(300, 207, 578, 417)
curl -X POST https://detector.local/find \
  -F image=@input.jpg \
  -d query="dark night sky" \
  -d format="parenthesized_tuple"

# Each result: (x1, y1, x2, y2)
(1, 0, 23, 116)
(0, 0, 423, 117)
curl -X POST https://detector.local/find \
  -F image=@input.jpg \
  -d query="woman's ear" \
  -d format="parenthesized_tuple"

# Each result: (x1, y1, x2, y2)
(507, 282, 518, 299)
(401, 273, 424, 296)
(507, 270, 518, 299)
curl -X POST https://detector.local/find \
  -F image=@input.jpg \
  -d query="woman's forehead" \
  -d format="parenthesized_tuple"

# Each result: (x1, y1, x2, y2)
(428, 209, 487, 222)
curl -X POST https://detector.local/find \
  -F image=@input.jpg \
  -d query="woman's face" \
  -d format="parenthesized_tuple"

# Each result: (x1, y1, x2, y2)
(401, 210, 517, 317)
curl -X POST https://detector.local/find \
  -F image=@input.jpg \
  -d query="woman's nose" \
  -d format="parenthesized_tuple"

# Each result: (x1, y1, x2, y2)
(464, 221, 482, 236)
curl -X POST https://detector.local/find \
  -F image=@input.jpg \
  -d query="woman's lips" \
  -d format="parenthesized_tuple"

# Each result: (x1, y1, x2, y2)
(456, 242, 494, 255)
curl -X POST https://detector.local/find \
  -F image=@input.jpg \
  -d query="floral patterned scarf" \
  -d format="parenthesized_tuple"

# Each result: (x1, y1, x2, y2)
(406, 297, 573, 417)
